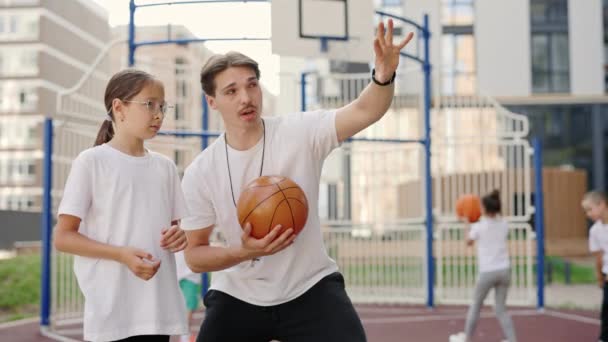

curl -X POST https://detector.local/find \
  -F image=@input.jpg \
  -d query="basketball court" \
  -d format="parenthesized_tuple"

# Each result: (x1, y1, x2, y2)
(1, 304, 600, 342)
(29, 1, 578, 341)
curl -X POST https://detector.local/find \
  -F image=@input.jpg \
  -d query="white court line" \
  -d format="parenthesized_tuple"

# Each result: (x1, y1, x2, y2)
(180, 308, 601, 327)
(544, 310, 600, 325)
(356, 307, 466, 314)
(0, 317, 38, 330)
(362, 310, 540, 325)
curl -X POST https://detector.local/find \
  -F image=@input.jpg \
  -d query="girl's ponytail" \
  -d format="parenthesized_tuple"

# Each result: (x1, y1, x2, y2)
(94, 119, 114, 146)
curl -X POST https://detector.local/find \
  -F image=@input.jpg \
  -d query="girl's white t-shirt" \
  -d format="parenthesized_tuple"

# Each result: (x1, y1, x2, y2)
(181, 111, 340, 306)
(468, 216, 511, 273)
(57, 144, 189, 342)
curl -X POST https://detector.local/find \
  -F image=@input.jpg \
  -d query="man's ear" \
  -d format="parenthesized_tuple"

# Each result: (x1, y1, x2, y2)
(207, 95, 217, 110)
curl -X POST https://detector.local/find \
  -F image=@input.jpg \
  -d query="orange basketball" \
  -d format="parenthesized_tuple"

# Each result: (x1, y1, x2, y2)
(455, 194, 482, 223)
(237, 175, 309, 239)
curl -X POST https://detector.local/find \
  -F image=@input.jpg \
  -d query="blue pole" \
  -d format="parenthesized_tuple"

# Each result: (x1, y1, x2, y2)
(200, 94, 210, 296)
(422, 14, 434, 308)
(300, 72, 308, 112)
(201, 95, 209, 151)
(533, 138, 545, 310)
(128, 0, 136, 67)
(40, 118, 53, 326)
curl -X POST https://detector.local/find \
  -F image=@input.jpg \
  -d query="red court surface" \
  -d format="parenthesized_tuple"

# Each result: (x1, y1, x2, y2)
(1, 305, 600, 342)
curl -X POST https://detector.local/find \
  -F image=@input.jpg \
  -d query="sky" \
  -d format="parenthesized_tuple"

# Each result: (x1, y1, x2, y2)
(90, 0, 280, 95)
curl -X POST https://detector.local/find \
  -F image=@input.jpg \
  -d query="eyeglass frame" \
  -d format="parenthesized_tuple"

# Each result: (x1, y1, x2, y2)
(121, 99, 173, 116)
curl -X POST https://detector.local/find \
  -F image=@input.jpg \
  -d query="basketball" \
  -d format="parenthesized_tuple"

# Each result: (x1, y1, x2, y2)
(455, 194, 482, 223)
(237, 175, 309, 239)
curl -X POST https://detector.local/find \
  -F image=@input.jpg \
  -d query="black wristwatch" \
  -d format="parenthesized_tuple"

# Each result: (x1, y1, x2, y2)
(372, 68, 396, 86)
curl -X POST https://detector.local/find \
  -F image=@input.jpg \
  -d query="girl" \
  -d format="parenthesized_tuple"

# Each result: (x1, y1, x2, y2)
(54, 69, 189, 342)
(451, 190, 517, 342)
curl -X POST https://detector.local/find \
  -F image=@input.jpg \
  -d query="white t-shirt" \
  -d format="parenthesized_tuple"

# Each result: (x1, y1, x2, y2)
(589, 221, 608, 274)
(181, 111, 340, 306)
(57, 144, 189, 341)
(468, 216, 510, 273)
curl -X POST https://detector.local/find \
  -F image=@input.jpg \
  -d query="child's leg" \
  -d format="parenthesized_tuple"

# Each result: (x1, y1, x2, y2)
(600, 280, 608, 341)
(464, 271, 495, 340)
(494, 269, 516, 342)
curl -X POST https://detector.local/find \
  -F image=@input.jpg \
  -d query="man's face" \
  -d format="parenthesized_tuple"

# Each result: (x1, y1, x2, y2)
(207, 66, 263, 128)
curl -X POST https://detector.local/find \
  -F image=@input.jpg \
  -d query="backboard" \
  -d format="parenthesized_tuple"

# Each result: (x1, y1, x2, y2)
(271, 0, 375, 63)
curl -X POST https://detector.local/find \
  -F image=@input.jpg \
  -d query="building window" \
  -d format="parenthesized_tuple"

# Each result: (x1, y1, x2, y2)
(507, 104, 592, 175)
(381, 0, 402, 6)
(0, 116, 42, 148)
(442, 0, 474, 26)
(0, 12, 39, 40)
(2, 195, 36, 211)
(0, 156, 37, 184)
(0, 45, 38, 78)
(175, 103, 184, 121)
(530, 0, 570, 93)
(0, 81, 38, 112)
(441, 0, 475, 95)
(441, 33, 476, 95)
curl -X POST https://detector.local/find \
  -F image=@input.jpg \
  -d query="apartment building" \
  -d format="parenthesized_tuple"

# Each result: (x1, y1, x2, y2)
(0, 0, 109, 211)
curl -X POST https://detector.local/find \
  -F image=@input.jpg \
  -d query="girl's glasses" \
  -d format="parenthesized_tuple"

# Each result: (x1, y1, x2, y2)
(123, 100, 172, 117)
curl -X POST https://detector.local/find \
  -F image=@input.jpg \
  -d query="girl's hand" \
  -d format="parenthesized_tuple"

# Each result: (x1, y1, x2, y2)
(119, 247, 161, 281)
(160, 225, 188, 252)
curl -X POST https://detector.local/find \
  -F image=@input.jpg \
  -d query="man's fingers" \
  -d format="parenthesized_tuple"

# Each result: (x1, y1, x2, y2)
(377, 21, 386, 48)
(373, 38, 383, 58)
(386, 19, 394, 45)
(261, 225, 283, 244)
(397, 32, 414, 50)
(265, 228, 294, 252)
(242, 222, 252, 239)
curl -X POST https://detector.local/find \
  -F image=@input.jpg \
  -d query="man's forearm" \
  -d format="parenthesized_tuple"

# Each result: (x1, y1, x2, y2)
(352, 81, 395, 121)
(185, 244, 250, 273)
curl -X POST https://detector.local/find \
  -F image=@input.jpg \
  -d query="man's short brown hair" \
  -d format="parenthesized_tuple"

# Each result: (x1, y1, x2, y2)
(200, 51, 260, 96)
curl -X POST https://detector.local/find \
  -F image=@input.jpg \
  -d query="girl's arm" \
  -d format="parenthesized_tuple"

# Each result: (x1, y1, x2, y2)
(465, 224, 475, 246)
(54, 214, 161, 281)
(459, 217, 475, 246)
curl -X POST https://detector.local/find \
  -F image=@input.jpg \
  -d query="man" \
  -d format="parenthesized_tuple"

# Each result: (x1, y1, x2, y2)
(181, 19, 413, 342)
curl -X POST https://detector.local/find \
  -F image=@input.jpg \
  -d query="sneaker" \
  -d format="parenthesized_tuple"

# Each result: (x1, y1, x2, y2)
(449, 332, 466, 342)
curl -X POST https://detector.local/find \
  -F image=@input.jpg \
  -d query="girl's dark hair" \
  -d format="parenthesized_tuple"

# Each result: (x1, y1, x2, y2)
(94, 69, 157, 146)
(482, 189, 501, 215)
(200, 51, 260, 96)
